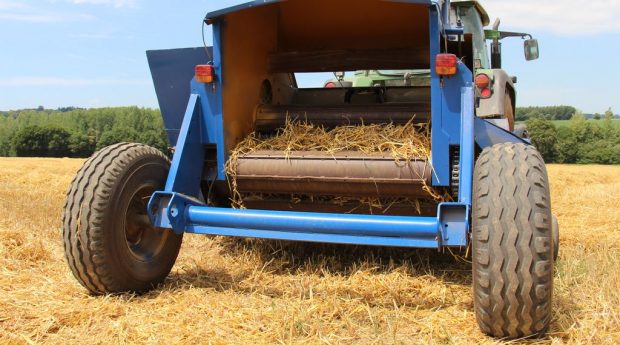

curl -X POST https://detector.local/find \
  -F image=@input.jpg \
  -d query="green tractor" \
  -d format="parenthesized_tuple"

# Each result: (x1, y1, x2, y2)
(325, 0, 538, 135)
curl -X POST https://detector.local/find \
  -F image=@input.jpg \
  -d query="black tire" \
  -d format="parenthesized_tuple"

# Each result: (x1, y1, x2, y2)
(472, 143, 554, 338)
(62, 143, 183, 294)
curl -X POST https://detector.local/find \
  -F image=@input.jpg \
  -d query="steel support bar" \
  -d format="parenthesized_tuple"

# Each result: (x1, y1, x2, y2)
(186, 207, 439, 238)
(148, 192, 445, 248)
(459, 85, 475, 205)
(185, 225, 440, 248)
(164, 94, 204, 198)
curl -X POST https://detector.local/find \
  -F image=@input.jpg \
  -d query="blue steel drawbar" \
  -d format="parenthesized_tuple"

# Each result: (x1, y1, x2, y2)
(146, 0, 528, 249)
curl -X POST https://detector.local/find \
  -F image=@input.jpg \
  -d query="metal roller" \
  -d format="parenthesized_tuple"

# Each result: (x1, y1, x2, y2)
(234, 150, 432, 198)
(254, 103, 430, 132)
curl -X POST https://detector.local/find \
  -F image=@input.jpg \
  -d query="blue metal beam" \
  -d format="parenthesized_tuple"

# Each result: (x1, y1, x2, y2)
(187, 207, 439, 238)
(164, 94, 204, 198)
(185, 225, 440, 248)
(148, 191, 471, 248)
(474, 117, 530, 149)
(459, 85, 475, 204)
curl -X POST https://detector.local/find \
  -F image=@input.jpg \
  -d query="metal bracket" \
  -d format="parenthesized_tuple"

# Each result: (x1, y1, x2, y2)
(148, 191, 205, 233)
(438, 203, 470, 247)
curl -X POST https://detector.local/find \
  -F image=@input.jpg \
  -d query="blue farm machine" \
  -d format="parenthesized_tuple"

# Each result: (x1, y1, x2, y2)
(62, 0, 558, 338)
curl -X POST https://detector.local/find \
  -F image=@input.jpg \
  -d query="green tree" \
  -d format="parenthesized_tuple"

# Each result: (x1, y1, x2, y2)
(13, 125, 71, 157)
(516, 105, 576, 121)
(593, 113, 601, 120)
(69, 132, 96, 158)
(97, 128, 141, 149)
(526, 117, 557, 162)
(605, 107, 614, 121)
(578, 140, 620, 164)
(140, 130, 169, 153)
(555, 126, 579, 163)
(47, 127, 72, 157)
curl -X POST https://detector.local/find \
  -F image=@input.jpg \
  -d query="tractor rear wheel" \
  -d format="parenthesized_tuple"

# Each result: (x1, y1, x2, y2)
(505, 91, 515, 132)
(472, 143, 554, 338)
(62, 143, 183, 294)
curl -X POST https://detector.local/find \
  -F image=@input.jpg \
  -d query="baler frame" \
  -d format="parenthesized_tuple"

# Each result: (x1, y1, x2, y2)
(146, 0, 527, 249)
(63, 0, 556, 338)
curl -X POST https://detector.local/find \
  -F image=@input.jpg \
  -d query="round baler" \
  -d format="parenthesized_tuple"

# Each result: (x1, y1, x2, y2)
(62, 0, 557, 339)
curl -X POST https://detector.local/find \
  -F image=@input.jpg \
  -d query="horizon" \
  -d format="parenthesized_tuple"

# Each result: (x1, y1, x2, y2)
(2, 105, 619, 118)
(0, 0, 619, 113)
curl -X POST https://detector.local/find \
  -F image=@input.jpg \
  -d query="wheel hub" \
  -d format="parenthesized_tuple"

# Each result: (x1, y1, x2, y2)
(124, 185, 168, 261)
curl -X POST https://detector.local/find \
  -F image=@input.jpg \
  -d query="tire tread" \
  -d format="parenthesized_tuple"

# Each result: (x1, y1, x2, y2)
(472, 143, 553, 338)
(62, 143, 172, 294)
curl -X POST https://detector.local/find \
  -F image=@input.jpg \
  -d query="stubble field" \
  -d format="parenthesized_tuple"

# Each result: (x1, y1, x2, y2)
(0, 158, 619, 344)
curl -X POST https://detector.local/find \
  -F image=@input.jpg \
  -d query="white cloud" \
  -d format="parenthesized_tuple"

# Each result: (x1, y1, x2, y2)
(0, 77, 149, 87)
(0, 0, 26, 10)
(70, 32, 112, 39)
(0, 12, 92, 23)
(0, 1, 95, 23)
(64, 0, 139, 8)
(481, 0, 620, 35)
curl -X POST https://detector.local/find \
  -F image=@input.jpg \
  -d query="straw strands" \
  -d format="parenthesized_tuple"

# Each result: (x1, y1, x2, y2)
(1, 160, 619, 344)
(225, 119, 448, 209)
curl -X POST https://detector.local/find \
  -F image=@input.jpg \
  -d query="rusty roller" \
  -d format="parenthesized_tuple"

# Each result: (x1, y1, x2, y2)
(234, 150, 432, 198)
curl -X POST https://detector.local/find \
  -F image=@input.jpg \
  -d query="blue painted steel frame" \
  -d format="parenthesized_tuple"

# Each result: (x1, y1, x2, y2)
(146, 0, 526, 249)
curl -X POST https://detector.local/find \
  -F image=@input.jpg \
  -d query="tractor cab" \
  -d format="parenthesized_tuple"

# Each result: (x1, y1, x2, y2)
(326, 0, 539, 132)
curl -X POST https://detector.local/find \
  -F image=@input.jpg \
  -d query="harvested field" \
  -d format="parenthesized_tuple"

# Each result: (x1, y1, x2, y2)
(0, 158, 619, 344)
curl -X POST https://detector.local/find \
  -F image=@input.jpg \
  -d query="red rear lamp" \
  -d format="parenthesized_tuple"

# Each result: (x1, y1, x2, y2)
(195, 64, 214, 83)
(324, 82, 337, 88)
(475, 73, 493, 99)
(435, 54, 458, 76)
(474, 73, 490, 89)
(480, 88, 493, 98)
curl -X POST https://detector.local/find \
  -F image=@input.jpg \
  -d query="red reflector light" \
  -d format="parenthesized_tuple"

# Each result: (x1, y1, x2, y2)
(435, 54, 458, 76)
(475, 74, 490, 89)
(324, 82, 337, 88)
(480, 88, 493, 98)
(195, 64, 214, 83)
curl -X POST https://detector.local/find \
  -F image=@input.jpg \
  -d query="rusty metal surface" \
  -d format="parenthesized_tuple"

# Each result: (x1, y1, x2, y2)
(234, 151, 431, 198)
(254, 104, 430, 131)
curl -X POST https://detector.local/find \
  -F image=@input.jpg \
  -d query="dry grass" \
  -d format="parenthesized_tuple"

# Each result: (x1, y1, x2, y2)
(225, 120, 446, 208)
(0, 158, 619, 344)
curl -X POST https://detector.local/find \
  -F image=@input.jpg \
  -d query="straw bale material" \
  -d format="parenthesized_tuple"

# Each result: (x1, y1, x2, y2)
(225, 119, 449, 209)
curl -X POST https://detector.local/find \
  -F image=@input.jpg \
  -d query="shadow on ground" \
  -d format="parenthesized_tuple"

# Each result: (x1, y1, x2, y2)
(164, 238, 472, 295)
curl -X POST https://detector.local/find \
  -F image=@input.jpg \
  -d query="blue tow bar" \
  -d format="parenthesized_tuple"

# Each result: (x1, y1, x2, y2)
(148, 192, 451, 248)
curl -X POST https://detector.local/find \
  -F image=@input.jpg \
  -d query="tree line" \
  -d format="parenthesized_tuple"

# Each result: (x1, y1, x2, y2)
(1, 105, 618, 164)
(516, 105, 577, 121)
(0, 107, 168, 158)
(526, 109, 620, 164)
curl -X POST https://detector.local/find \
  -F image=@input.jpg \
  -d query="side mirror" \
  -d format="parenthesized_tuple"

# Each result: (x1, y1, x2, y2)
(524, 39, 539, 61)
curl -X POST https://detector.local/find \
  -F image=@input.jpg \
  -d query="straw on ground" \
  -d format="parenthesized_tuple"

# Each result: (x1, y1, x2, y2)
(0, 158, 619, 344)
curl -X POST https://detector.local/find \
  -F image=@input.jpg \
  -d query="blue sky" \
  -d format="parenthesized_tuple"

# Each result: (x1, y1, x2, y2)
(0, 0, 619, 114)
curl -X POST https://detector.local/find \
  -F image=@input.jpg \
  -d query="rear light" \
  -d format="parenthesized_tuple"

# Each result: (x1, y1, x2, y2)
(475, 74, 490, 89)
(324, 82, 337, 88)
(475, 73, 493, 99)
(195, 64, 214, 83)
(435, 54, 458, 76)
